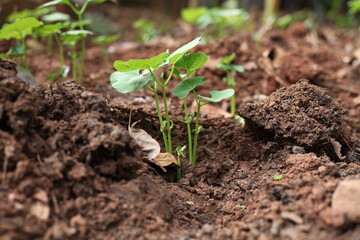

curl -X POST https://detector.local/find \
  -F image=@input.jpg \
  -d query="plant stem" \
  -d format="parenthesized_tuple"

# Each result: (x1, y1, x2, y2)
(71, 46, 77, 80)
(77, 12, 85, 84)
(55, 34, 65, 81)
(183, 98, 193, 163)
(150, 83, 169, 152)
(177, 156, 182, 181)
(192, 99, 201, 165)
(161, 86, 172, 153)
(230, 92, 236, 116)
(47, 36, 53, 55)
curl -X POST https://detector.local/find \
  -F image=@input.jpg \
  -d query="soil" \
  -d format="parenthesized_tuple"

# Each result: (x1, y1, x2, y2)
(1, 18, 360, 240)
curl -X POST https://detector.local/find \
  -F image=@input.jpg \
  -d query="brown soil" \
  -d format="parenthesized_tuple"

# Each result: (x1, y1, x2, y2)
(1, 20, 360, 240)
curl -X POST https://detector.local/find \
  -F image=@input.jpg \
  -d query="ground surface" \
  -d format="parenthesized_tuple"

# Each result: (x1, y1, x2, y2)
(0, 18, 360, 240)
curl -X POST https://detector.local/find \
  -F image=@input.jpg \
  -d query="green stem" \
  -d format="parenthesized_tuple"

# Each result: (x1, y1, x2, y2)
(161, 85, 172, 153)
(150, 82, 169, 152)
(177, 156, 182, 181)
(47, 35, 53, 55)
(55, 34, 65, 81)
(77, 12, 85, 84)
(230, 92, 236, 116)
(192, 99, 201, 165)
(71, 46, 77, 80)
(183, 98, 193, 163)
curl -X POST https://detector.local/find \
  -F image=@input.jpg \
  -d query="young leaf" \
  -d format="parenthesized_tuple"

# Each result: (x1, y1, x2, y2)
(114, 52, 169, 72)
(168, 37, 202, 64)
(175, 52, 208, 71)
(90, 0, 116, 3)
(34, 22, 67, 37)
(0, 17, 42, 40)
(41, 12, 71, 22)
(220, 53, 236, 64)
(181, 7, 207, 24)
(173, 76, 206, 99)
(110, 70, 153, 93)
(92, 34, 120, 45)
(39, 0, 70, 8)
(199, 89, 234, 102)
(61, 30, 93, 45)
(217, 63, 244, 72)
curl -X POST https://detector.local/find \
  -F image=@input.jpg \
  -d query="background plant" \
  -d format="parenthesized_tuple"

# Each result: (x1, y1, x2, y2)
(216, 53, 244, 116)
(181, 7, 248, 39)
(92, 34, 120, 70)
(0, 17, 42, 68)
(39, 0, 115, 83)
(133, 19, 159, 44)
(110, 37, 202, 153)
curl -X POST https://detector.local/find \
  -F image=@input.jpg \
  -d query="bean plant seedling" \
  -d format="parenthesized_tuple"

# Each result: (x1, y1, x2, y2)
(92, 34, 120, 70)
(216, 53, 244, 116)
(34, 22, 70, 81)
(61, 30, 92, 80)
(181, 7, 248, 39)
(110, 37, 203, 154)
(172, 58, 234, 165)
(176, 145, 186, 181)
(133, 19, 159, 44)
(39, 0, 114, 83)
(0, 17, 42, 68)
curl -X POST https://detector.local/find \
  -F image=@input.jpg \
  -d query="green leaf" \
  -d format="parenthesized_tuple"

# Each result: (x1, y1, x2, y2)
(110, 70, 153, 93)
(199, 89, 234, 102)
(0, 17, 42, 40)
(175, 52, 208, 71)
(220, 53, 235, 64)
(217, 63, 244, 73)
(114, 52, 169, 72)
(61, 30, 92, 44)
(274, 174, 283, 180)
(172, 76, 206, 99)
(181, 7, 207, 24)
(34, 22, 67, 37)
(7, 45, 26, 57)
(41, 12, 71, 22)
(168, 37, 202, 64)
(7, 7, 54, 22)
(92, 34, 120, 45)
(39, 0, 70, 8)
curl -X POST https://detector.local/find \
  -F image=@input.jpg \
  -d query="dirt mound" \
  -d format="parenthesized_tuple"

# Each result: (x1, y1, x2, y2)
(0, 59, 170, 239)
(240, 79, 346, 152)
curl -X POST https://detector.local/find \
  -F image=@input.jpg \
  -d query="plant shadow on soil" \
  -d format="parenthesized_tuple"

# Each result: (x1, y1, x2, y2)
(1, 22, 360, 240)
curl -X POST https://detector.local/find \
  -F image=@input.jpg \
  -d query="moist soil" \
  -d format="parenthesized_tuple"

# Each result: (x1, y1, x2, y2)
(1, 21, 360, 240)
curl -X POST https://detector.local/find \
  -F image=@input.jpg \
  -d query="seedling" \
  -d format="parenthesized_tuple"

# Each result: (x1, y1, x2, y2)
(92, 34, 120, 70)
(173, 73, 234, 165)
(61, 30, 92, 80)
(176, 145, 186, 181)
(133, 19, 159, 44)
(181, 7, 248, 39)
(0, 17, 42, 67)
(185, 201, 194, 206)
(34, 22, 70, 80)
(110, 37, 203, 153)
(216, 53, 244, 116)
(40, 0, 114, 83)
(235, 204, 247, 211)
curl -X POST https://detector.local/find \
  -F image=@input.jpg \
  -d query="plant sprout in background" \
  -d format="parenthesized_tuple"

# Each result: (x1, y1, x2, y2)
(34, 22, 70, 81)
(181, 7, 248, 39)
(216, 53, 244, 116)
(176, 145, 186, 181)
(133, 19, 159, 44)
(110, 37, 203, 153)
(61, 30, 92, 80)
(39, 0, 114, 84)
(0, 17, 42, 68)
(92, 34, 120, 70)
